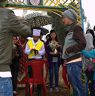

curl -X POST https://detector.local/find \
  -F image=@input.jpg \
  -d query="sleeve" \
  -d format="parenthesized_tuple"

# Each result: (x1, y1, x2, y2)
(25, 43, 31, 55)
(82, 49, 95, 58)
(66, 25, 86, 54)
(8, 10, 31, 37)
(38, 45, 45, 56)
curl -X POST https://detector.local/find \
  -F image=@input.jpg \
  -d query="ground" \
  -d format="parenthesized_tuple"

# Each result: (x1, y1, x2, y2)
(17, 66, 70, 96)
(17, 86, 69, 96)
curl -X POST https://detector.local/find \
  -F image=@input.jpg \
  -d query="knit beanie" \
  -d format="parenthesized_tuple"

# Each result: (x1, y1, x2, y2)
(62, 9, 77, 21)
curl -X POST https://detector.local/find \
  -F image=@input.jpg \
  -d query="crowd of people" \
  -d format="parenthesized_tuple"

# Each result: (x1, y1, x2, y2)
(1, 0, 95, 96)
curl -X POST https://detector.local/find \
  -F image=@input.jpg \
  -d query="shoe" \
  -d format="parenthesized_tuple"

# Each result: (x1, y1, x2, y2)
(49, 88, 53, 92)
(55, 87, 59, 92)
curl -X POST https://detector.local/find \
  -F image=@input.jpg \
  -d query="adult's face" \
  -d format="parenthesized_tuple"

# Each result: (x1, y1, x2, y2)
(33, 36, 39, 42)
(50, 32, 56, 40)
(62, 17, 73, 25)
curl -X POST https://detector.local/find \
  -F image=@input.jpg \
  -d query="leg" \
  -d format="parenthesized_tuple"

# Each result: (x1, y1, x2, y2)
(67, 61, 84, 96)
(37, 84, 42, 96)
(85, 70, 95, 96)
(28, 65, 33, 78)
(89, 80, 95, 96)
(49, 62, 54, 89)
(54, 62, 59, 88)
(10, 61, 19, 93)
(62, 65, 70, 88)
(0, 78, 13, 96)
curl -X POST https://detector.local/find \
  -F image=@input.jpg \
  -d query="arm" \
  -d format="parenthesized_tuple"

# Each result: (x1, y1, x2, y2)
(8, 10, 31, 37)
(66, 25, 86, 53)
(38, 45, 45, 56)
(25, 43, 31, 55)
(82, 49, 95, 58)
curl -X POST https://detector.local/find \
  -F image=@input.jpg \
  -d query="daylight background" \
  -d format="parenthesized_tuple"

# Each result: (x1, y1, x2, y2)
(12, 0, 95, 32)
(82, 0, 95, 31)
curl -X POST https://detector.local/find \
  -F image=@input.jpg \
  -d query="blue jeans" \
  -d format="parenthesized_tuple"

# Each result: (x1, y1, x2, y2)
(49, 62, 59, 88)
(67, 61, 84, 96)
(0, 77, 13, 96)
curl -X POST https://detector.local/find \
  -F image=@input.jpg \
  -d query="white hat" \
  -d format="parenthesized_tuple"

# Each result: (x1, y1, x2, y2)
(33, 29, 41, 36)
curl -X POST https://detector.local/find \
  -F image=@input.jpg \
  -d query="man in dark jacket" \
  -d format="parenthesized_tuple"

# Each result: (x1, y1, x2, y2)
(62, 9, 86, 96)
(0, 0, 31, 96)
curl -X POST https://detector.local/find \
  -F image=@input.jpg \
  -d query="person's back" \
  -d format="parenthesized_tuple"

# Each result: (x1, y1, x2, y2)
(0, 1, 31, 95)
(0, 8, 31, 72)
(0, 8, 13, 71)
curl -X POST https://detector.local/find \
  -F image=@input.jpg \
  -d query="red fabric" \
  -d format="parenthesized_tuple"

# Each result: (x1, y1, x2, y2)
(17, 39, 28, 84)
(92, 59, 95, 63)
(18, 60, 28, 84)
(28, 60, 44, 84)
(26, 60, 47, 96)
(62, 65, 70, 89)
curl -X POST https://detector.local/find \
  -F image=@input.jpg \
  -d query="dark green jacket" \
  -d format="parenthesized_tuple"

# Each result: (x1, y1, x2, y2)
(0, 8, 31, 71)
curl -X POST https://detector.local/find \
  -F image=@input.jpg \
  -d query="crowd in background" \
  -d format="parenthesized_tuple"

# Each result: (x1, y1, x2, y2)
(12, 26, 95, 96)
(1, 0, 95, 96)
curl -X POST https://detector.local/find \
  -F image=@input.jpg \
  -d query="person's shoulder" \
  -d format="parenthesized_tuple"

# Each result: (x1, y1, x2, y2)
(73, 24, 83, 33)
(74, 24, 82, 30)
(27, 37, 33, 43)
(40, 40, 44, 44)
(27, 37, 32, 40)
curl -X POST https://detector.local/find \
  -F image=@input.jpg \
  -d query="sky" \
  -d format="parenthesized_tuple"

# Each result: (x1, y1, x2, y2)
(82, 0, 95, 28)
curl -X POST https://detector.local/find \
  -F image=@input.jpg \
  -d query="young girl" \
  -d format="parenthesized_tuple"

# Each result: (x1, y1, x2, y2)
(45, 30, 61, 92)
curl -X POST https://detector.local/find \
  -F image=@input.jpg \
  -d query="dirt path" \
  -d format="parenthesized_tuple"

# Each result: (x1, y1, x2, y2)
(17, 66, 70, 96)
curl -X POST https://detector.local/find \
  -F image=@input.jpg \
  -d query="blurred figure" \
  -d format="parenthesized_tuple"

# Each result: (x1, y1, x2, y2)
(62, 9, 86, 96)
(45, 30, 61, 92)
(11, 37, 22, 96)
(0, 0, 31, 96)
(82, 29, 95, 96)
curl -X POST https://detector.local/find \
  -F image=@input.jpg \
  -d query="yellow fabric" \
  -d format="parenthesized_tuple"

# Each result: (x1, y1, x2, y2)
(27, 39, 44, 59)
